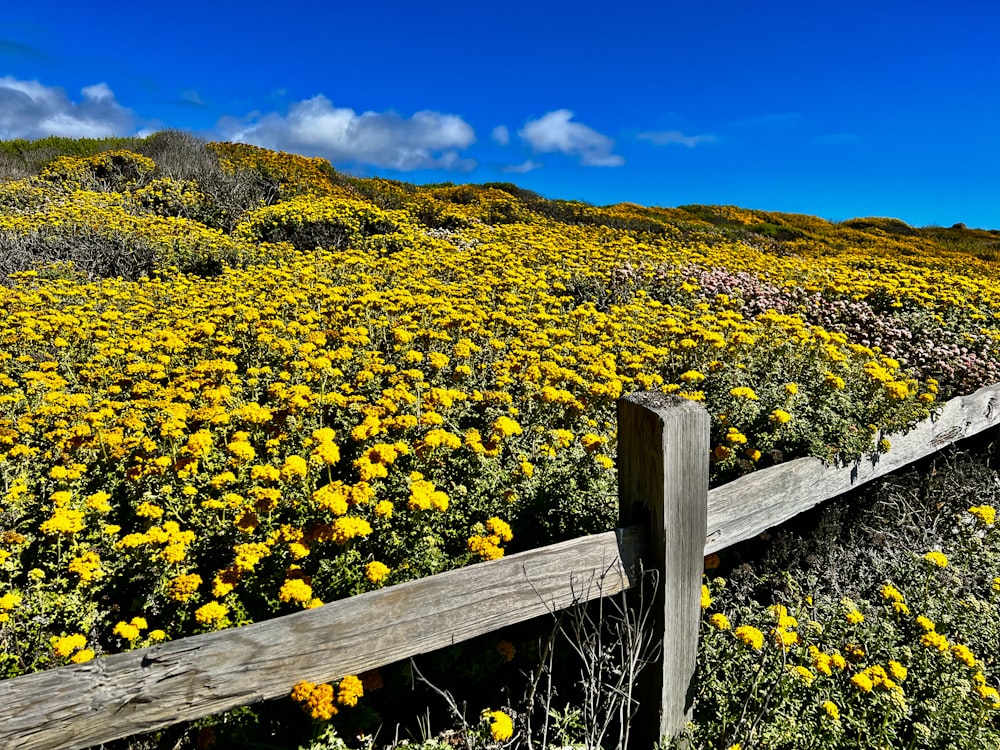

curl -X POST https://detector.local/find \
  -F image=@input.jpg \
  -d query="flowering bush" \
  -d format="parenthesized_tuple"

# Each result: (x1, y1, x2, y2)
(679, 451, 1000, 748)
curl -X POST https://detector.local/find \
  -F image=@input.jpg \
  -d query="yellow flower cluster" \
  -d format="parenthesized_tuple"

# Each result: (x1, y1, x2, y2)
(290, 675, 364, 720)
(467, 517, 514, 561)
(483, 709, 515, 742)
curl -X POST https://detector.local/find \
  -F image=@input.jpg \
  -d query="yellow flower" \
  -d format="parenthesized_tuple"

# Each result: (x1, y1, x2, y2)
(701, 584, 712, 610)
(880, 583, 904, 602)
(194, 601, 230, 627)
(822, 700, 840, 721)
(71, 648, 96, 664)
(812, 650, 833, 676)
(483, 709, 514, 742)
(725, 428, 747, 445)
(884, 381, 910, 400)
(311, 439, 341, 465)
(734, 625, 764, 650)
(329, 516, 373, 543)
(790, 665, 814, 686)
(773, 628, 799, 650)
(337, 674, 364, 707)
(427, 351, 449, 370)
(84, 491, 112, 513)
(50, 491, 72, 506)
(227, 439, 257, 462)
(550, 428, 574, 448)
(213, 567, 241, 597)
(136, 502, 163, 518)
(313, 482, 349, 515)
(888, 660, 908, 682)
(365, 561, 391, 585)
(709, 613, 731, 630)
(294, 681, 338, 720)
(823, 372, 845, 390)
(845, 609, 864, 625)
(167, 573, 203, 602)
(850, 672, 874, 692)
(40, 507, 85, 535)
(492, 416, 523, 438)
(486, 517, 513, 542)
(923, 550, 948, 568)
(769, 409, 792, 425)
(951, 643, 977, 668)
(920, 631, 949, 652)
(0, 592, 22, 610)
(278, 578, 313, 605)
(113, 621, 141, 641)
(68, 551, 103, 583)
(974, 680, 1000, 707)
(51, 633, 87, 658)
(250, 464, 281, 483)
(280, 454, 309, 480)
(968, 505, 996, 526)
(468, 534, 505, 560)
(184, 429, 213, 458)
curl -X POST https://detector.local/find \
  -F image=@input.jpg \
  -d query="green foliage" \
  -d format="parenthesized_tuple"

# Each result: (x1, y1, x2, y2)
(0, 135, 139, 181)
(676, 449, 1000, 749)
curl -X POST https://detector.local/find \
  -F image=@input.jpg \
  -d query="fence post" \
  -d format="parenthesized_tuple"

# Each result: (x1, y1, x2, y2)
(618, 392, 709, 747)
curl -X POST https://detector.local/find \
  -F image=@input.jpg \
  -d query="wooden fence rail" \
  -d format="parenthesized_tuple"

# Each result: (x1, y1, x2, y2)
(2, 381, 1000, 750)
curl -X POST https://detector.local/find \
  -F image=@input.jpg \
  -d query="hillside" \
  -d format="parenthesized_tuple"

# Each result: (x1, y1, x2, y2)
(1, 132, 999, 746)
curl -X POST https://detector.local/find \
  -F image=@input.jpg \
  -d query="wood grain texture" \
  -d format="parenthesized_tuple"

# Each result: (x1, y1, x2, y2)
(618, 392, 709, 746)
(0, 527, 646, 750)
(704, 381, 1000, 554)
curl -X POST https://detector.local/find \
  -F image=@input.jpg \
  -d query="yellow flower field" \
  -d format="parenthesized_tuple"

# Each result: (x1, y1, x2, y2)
(0, 135, 998, 684)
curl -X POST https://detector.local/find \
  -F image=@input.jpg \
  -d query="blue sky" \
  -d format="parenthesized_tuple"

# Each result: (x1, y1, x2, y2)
(2, 0, 999, 228)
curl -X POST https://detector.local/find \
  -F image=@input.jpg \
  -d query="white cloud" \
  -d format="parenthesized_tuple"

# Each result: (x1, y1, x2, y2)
(0, 76, 135, 139)
(218, 95, 477, 171)
(81, 83, 114, 102)
(638, 130, 716, 148)
(519, 109, 623, 167)
(501, 159, 542, 174)
(491, 125, 510, 145)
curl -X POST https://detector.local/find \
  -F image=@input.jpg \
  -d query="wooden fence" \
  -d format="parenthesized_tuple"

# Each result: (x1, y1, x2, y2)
(2, 382, 1000, 750)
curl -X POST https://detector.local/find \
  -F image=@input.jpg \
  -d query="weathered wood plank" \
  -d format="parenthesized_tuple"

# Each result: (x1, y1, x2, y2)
(618, 392, 709, 746)
(0, 526, 646, 750)
(704, 381, 1000, 554)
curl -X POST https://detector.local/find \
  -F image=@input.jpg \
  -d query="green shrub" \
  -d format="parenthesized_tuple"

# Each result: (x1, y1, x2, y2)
(677, 447, 1000, 749)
